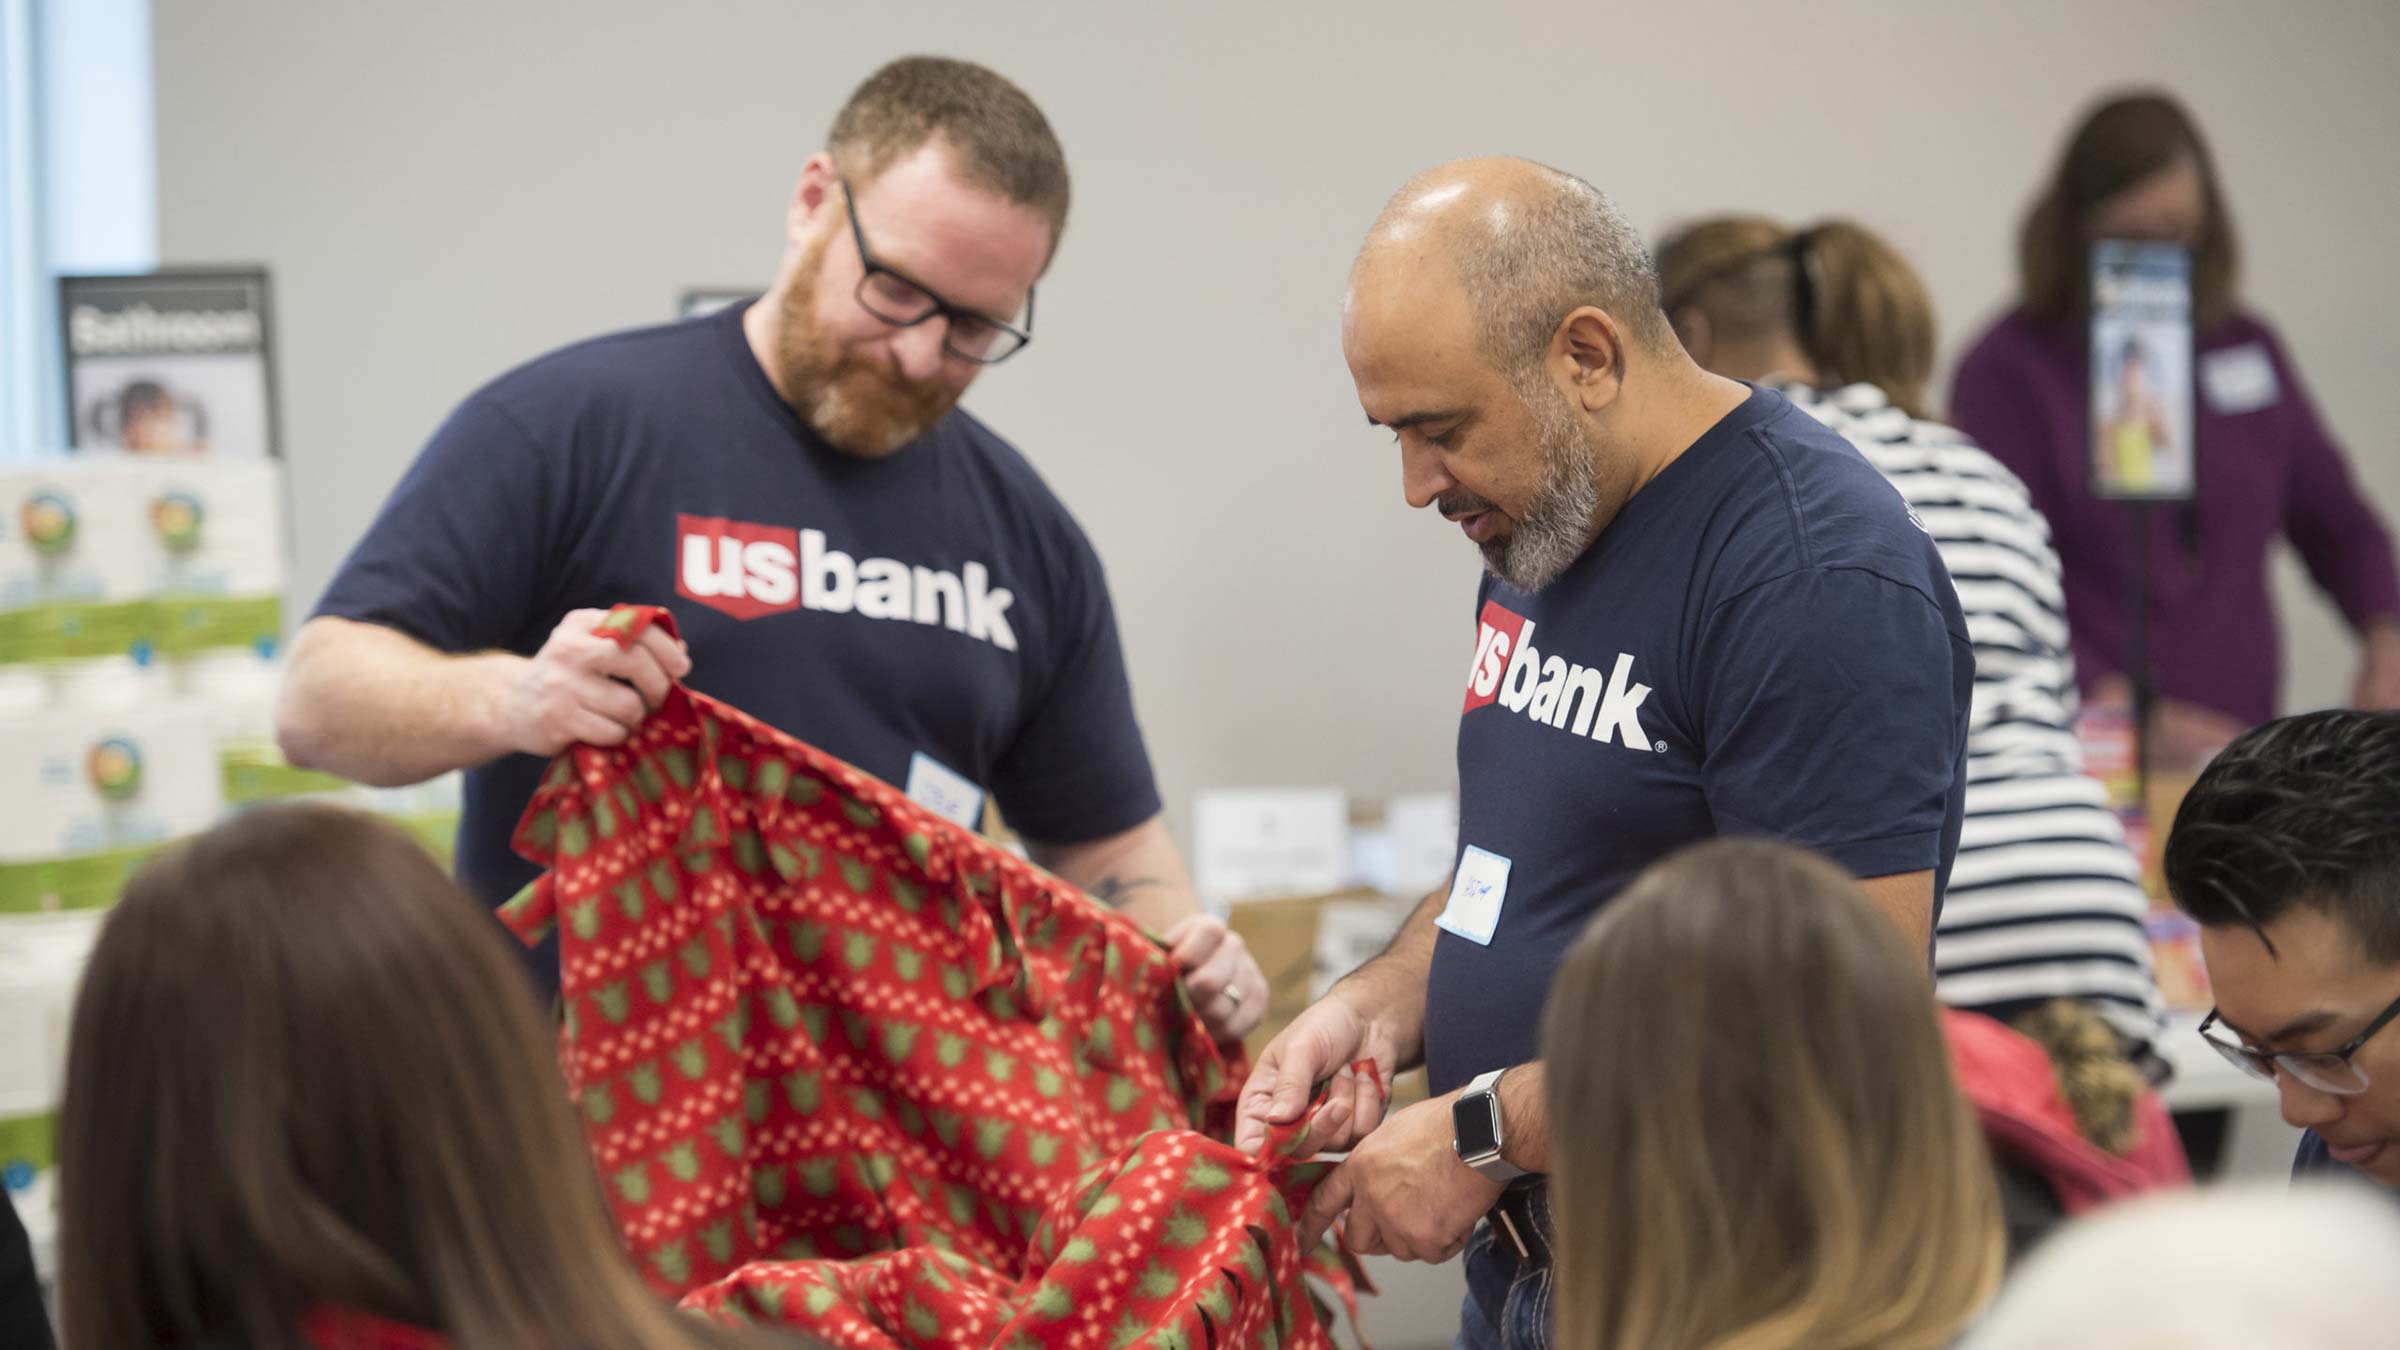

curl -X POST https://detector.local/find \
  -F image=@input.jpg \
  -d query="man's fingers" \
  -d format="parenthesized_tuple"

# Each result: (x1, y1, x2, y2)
(576, 674, 649, 732)
(1269, 1050, 1322, 1124)
(636, 624, 693, 679)
(1237, 1054, 1317, 1156)
(1233, 1049, 1289, 1155)
(1200, 992, 1244, 1041)
(1342, 1205, 1386, 1258)
(1182, 942, 1239, 1004)
(562, 707, 630, 749)
(1221, 984, 1267, 1041)
(1293, 1096, 1352, 1157)
(1170, 918, 1228, 968)
(1335, 1063, 1386, 1140)
(1298, 1162, 1355, 1252)
(592, 643, 675, 711)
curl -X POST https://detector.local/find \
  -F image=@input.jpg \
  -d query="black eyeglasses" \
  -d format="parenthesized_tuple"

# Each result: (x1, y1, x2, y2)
(838, 179, 1034, 365)
(2197, 991, 2400, 1096)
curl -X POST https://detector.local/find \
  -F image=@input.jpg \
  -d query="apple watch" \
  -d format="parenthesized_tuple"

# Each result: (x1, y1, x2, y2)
(1451, 1067, 1528, 1182)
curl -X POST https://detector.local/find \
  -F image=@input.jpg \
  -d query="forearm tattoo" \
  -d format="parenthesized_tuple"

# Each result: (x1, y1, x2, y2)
(1088, 874, 1168, 908)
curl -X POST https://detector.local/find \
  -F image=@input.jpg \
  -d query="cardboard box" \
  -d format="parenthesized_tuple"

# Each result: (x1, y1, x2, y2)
(1230, 891, 1338, 1062)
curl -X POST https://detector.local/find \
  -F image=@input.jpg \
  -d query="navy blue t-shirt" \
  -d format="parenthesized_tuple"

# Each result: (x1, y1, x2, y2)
(316, 303, 1161, 997)
(1426, 388, 1973, 1094)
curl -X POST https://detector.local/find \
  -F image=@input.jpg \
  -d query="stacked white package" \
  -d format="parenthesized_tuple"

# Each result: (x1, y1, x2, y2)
(0, 698, 224, 866)
(131, 458, 287, 659)
(0, 462, 150, 613)
(131, 457, 286, 599)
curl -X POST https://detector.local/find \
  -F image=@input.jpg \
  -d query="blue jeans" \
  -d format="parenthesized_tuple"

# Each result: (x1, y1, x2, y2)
(1453, 1185, 1556, 1350)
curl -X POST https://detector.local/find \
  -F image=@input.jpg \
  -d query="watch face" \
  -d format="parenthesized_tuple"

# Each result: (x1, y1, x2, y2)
(1452, 1091, 1502, 1158)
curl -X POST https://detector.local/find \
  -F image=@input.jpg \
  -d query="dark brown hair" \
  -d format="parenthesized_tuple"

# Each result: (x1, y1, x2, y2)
(2017, 91, 2239, 328)
(55, 803, 782, 1350)
(1543, 839, 2002, 1350)
(1657, 215, 1940, 418)
(829, 55, 1070, 245)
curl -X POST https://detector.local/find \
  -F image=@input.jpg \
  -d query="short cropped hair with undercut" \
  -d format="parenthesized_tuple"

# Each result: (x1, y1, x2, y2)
(828, 55, 1070, 245)
(2164, 710, 2400, 962)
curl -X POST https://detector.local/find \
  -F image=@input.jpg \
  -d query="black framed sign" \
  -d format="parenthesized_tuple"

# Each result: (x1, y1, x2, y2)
(58, 269, 280, 459)
(2086, 241, 2195, 502)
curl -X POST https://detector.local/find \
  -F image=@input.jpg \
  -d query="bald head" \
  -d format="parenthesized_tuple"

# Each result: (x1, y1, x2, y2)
(1354, 157, 1669, 379)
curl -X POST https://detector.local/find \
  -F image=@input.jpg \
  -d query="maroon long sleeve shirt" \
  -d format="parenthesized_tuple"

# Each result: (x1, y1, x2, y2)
(1950, 309, 2400, 725)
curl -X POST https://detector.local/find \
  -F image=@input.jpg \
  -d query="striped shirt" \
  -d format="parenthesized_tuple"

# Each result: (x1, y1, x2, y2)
(1780, 382, 2166, 1058)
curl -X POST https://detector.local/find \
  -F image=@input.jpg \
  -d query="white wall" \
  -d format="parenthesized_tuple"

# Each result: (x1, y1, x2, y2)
(151, 0, 2400, 832)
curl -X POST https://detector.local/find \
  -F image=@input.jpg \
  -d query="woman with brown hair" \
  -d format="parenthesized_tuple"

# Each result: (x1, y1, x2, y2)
(1951, 91, 2400, 765)
(1541, 838, 2003, 1350)
(53, 802, 792, 1350)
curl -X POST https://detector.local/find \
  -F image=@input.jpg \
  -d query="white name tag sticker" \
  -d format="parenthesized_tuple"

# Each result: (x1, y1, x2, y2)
(903, 752, 985, 831)
(2201, 343, 2279, 415)
(1435, 845, 1513, 946)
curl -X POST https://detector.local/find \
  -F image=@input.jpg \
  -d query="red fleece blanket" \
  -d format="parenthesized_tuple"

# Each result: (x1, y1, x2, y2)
(501, 606, 1365, 1349)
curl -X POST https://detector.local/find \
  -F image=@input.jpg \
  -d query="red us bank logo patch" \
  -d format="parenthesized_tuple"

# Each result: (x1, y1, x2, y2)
(677, 514, 800, 621)
(1463, 599, 1656, 750)
(1464, 600, 1525, 713)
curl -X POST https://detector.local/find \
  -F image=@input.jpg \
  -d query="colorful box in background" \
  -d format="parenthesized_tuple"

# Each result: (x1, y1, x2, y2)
(0, 465, 157, 663)
(0, 459, 285, 664)
(135, 458, 285, 655)
(0, 702, 224, 869)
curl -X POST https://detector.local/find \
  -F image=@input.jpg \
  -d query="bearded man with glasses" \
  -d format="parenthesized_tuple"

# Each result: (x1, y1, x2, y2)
(2166, 710, 2400, 1187)
(278, 56, 1266, 1041)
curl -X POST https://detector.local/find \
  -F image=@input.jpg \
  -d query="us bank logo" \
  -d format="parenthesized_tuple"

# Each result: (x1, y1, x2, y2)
(1464, 600, 1660, 751)
(674, 513, 1018, 650)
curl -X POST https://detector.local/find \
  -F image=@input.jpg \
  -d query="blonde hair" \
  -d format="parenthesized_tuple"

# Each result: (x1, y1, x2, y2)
(1542, 839, 2003, 1350)
(1656, 215, 1941, 418)
(56, 803, 784, 1350)
(2010, 998, 2147, 1155)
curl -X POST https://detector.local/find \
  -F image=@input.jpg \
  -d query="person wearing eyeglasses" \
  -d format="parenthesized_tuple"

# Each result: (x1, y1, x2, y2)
(2163, 709, 2400, 1187)
(275, 56, 1266, 1040)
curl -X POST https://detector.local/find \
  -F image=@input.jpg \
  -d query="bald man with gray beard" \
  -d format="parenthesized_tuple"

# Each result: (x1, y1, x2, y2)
(1235, 157, 1974, 1349)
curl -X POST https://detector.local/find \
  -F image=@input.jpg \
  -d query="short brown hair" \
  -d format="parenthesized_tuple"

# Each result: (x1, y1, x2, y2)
(2017, 91, 2239, 328)
(1543, 839, 2002, 1350)
(56, 803, 782, 1350)
(829, 56, 1070, 244)
(1657, 215, 1941, 418)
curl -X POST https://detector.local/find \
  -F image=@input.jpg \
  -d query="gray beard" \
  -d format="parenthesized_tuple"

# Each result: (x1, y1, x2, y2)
(1482, 382, 1601, 592)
